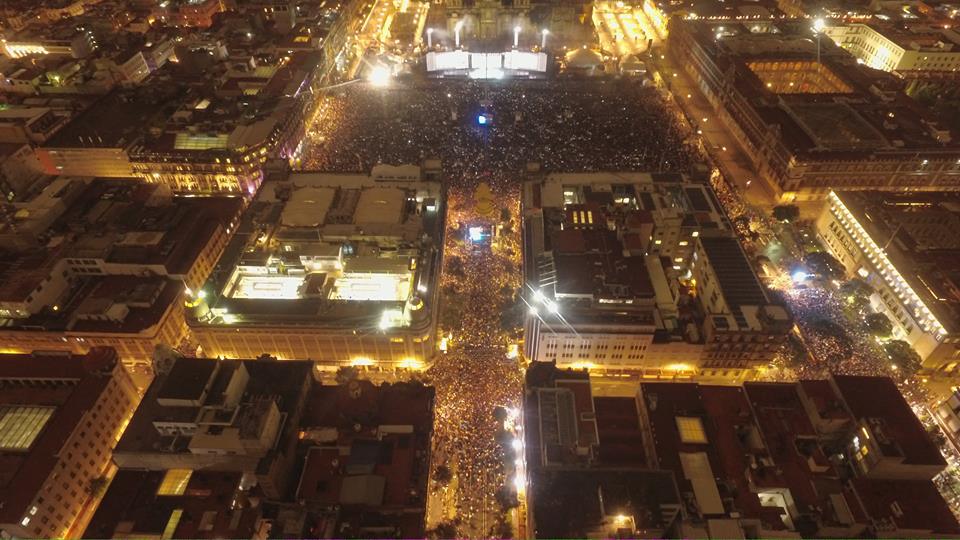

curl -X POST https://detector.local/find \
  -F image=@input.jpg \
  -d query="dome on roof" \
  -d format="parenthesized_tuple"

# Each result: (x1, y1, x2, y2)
(565, 48, 603, 68)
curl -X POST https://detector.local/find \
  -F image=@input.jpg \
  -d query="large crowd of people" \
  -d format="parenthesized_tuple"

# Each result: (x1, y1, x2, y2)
(297, 77, 702, 537)
(300, 78, 700, 192)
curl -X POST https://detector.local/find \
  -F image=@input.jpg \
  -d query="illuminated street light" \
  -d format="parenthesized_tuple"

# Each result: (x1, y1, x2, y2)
(532, 289, 545, 303)
(513, 25, 522, 49)
(529, 305, 539, 316)
(813, 18, 825, 65)
(511, 438, 523, 452)
(367, 65, 391, 87)
(426, 27, 433, 48)
(541, 28, 549, 49)
(455, 20, 464, 48)
(546, 301, 559, 314)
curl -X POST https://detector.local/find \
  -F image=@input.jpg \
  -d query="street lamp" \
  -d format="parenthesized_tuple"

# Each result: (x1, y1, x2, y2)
(455, 20, 464, 49)
(541, 28, 549, 49)
(514, 25, 522, 49)
(813, 18, 825, 65)
(426, 27, 433, 48)
(367, 65, 391, 87)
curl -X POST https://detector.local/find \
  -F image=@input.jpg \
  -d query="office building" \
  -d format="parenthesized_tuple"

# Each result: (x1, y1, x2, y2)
(0, 348, 139, 539)
(0, 179, 242, 387)
(189, 166, 443, 372)
(669, 19, 960, 201)
(816, 191, 960, 373)
(522, 172, 790, 381)
(824, 23, 960, 73)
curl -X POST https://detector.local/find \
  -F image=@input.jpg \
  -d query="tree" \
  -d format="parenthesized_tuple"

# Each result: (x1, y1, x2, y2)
(433, 465, 453, 485)
(777, 333, 808, 368)
(804, 251, 845, 280)
(840, 278, 873, 310)
(428, 520, 460, 539)
(772, 204, 800, 222)
(335, 366, 359, 385)
(884, 340, 922, 377)
(865, 313, 894, 338)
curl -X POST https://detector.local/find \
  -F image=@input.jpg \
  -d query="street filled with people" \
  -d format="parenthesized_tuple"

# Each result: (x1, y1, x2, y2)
(297, 76, 702, 537)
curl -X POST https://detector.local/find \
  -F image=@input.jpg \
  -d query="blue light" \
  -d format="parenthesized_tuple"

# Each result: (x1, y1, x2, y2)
(792, 271, 808, 283)
(477, 114, 487, 125)
(469, 226, 484, 242)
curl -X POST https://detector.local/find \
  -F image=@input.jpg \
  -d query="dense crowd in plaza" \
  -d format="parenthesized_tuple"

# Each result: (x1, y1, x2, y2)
(297, 77, 702, 536)
(301, 78, 700, 190)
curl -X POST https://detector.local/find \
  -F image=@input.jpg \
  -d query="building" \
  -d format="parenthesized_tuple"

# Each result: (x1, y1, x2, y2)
(95, 355, 434, 538)
(636, 375, 957, 538)
(824, 23, 960, 73)
(0, 142, 44, 200)
(0, 348, 139, 539)
(111, 356, 313, 498)
(83, 469, 263, 539)
(0, 179, 243, 387)
(669, 19, 960, 201)
(429, 0, 591, 48)
(37, 51, 323, 196)
(935, 387, 960, 453)
(188, 166, 443, 372)
(523, 363, 959, 538)
(522, 172, 790, 381)
(289, 379, 434, 538)
(816, 191, 960, 373)
(522, 362, 684, 538)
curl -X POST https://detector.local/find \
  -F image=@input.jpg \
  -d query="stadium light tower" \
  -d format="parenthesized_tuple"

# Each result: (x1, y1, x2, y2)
(541, 28, 549, 49)
(514, 25, 522, 48)
(426, 27, 433, 48)
(455, 20, 464, 49)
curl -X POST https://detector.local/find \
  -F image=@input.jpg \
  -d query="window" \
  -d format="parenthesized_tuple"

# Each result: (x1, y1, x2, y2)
(676, 416, 708, 444)
(157, 469, 193, 496)
(0, 406, 55, 451)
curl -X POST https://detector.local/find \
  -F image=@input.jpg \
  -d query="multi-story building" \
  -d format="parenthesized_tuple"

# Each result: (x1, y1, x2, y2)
(96, 354, 434, 538)
(0, 347, 139, 539)
(189, 166, 443, 372)
(824, 23, 960, 73)
(523, 362, 959, 538)
(522, 362, 684, 538)
(669, 19, 960, 201)
(638, 374, 956, 538)
(0, 108, 69, 144)
(522, 172, 790, 381)
(36, 51, 322, 196)
(935, 387, 960, 451)
(816, 191, 960, 374)
(111, 356, 313, 496)
(0, 178, 243, 387)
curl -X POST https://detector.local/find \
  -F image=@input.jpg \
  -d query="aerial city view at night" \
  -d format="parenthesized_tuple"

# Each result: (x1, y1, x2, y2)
(3, 0, 960, 538)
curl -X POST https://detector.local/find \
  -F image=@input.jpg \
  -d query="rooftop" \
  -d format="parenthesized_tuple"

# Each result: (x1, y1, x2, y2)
(82, 469, 260, 539)
(0, 348, 121, 524)
(832, 375, 945, 467)
(831, 191, 960, 334)
(192, 170, 442, 329)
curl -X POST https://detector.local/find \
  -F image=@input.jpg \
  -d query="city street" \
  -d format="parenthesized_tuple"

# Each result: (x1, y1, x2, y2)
(294, 75, 702, 536)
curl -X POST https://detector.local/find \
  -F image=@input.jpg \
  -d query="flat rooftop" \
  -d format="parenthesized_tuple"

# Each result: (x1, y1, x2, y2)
(83, 469, 259, 539)
(193, 170, 442, 329)
(0, 348, 119, 525)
